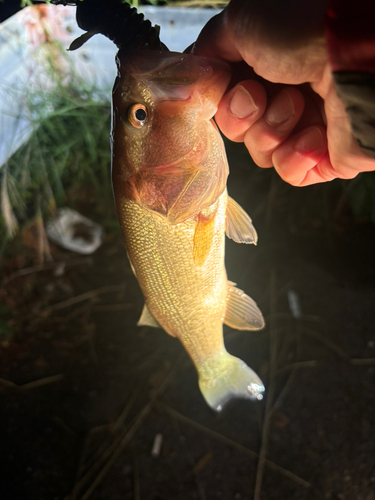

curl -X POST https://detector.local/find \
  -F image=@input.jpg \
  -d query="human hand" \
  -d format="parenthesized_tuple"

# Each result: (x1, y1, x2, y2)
(194, 0, 375, 186)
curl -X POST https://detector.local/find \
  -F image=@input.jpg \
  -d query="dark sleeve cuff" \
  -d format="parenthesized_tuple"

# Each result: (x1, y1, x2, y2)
(333, 72, 375, 159)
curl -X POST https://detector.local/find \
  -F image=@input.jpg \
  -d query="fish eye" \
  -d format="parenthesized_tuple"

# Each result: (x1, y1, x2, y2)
(128, 104, 148, 129)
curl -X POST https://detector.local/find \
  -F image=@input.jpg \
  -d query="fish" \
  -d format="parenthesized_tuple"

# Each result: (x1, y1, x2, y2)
(69, 0, 266, 410)
(111, 49, 265, 412)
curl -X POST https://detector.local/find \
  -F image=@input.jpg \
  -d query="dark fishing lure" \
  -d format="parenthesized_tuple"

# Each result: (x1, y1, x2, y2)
(51, 0, 164, 52)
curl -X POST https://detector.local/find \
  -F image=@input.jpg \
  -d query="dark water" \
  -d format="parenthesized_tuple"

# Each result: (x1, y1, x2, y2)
(1, 142, 375, 500)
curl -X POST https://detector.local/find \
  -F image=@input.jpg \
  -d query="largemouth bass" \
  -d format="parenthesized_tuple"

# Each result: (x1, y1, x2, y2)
(111, 50, 265, 412)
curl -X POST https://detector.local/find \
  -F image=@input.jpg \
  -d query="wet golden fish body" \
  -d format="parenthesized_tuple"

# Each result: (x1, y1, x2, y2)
(112, 50, 265, 411)
(118, 191, 227, 361)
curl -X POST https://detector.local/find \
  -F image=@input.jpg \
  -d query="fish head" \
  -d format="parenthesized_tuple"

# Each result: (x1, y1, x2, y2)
(112, 50, 231, 224)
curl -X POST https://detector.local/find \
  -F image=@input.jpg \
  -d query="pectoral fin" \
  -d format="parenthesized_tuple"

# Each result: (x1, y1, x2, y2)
(224, 282, 265, 330)
(193, 212, 216, 267)
(225, 196, 257, 245)
(138, 304, 161, 329)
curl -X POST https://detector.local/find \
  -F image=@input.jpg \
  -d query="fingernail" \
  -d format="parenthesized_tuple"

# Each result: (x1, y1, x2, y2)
(296, 127, 324, 153)
(265, 89, 295, 125)
(229, 86, 257, 119)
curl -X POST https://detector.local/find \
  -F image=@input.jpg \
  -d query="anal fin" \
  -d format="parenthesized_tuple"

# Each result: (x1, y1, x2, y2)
(226, 196, 257, 245)
(138, 304, 161, 329)
(138, 304, 177, 337)
(224, 281, 265, 331)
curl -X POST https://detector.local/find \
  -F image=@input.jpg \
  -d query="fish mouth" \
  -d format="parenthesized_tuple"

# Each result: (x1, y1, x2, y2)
(119, 51, 232, 109)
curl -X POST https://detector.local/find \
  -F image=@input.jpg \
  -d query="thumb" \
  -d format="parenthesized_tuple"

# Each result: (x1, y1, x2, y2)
(193, 10, 241, 61)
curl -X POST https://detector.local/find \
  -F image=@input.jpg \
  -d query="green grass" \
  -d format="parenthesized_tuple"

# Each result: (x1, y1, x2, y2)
(0, 59, 113, 249)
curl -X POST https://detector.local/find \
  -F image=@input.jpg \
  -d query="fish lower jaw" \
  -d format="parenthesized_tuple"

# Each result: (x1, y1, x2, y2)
(197, 353, 265, 412)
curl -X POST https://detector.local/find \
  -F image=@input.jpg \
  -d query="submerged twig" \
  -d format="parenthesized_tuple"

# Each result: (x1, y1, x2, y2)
(275, 360, 318, 374)
(0, 374, 64, 392)
(264, 312, 321, 323)
(41, 284, 126, 315)
(53, 416, 77, 437)
(158, 403, 311, 489)
(70, 389, 140, 499)
(2, 258, 92, 285)
(92, 303, 134, 312)
(301, 326, 349, 359)
(45, 303, 93, 324)
(270, 309, 305, 413)
(112, 386, 140, 434)
(133, 456, 140, 500)
(170, 412, 207, 500)
(74, 423, 114, 488)
(275, 357, 375, 373)
(80, 366, 177, 500)
(68, 360, 180, 500)
(350, 358, 375, 366)
(254, 268, 279, 500)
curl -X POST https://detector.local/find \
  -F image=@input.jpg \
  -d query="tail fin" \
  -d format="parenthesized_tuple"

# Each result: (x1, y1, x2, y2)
(198, 353, 264, 412)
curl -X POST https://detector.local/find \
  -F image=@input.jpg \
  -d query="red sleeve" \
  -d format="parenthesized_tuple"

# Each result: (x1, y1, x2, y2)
(325, 0, 375, 73)
(324, 0, 375, 158)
